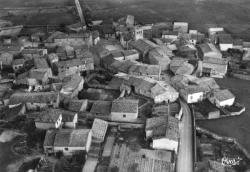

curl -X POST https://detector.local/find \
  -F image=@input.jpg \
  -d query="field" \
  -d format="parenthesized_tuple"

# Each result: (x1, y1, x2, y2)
(197, 78, 250, 155)
(1, 0, 250, 39)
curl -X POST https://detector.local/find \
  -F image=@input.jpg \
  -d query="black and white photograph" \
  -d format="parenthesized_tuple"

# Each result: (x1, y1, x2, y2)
(0, 0, 250, 172)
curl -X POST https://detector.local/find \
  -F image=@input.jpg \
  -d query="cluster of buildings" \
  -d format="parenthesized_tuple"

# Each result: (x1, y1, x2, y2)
(0, 13, 247, 172)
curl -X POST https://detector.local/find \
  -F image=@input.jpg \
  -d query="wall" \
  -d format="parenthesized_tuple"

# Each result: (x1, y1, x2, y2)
(111, 112, 138, 122)
(152, 138, 178, 153)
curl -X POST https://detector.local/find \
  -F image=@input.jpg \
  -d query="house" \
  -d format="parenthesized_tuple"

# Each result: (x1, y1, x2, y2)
(177, 44, 197, 58)
(47, 53, 59, 65)
(29, 69, 51, 85)
(21, 48, 47, 59)
(133, 26, 144, 40)
(123, 49, 139, 61)
(208, 27, 224, 41)
(57, 58, 94, 78)
(15, 68, 51, 90)
(173, 22, 188, 33)
(101, 24, 115, 39)
(128, 63, 161, 80)
(33, 57, 49, 69)
(0, 52, 13, 68)
(91, 118, 108, 143)
(180, 86, 204, 104)
(43, 130, 57, 154)
(147, 46, 172, 71)
(53, 33, 93, 47)
(110, 99, 139, 122)
(202, 56, 228, 78)
(33, 109, 63, 130)
(109, 143, 175, 172)
(0, 44, 23, 55)
(150, 82, 179, 103)
(60, 74, 84, 98)
(233, 39, 243, 50)
(61, 110, 78, 128)
(90, 100, 112, 116)
(12, 58, 25, 72)
(67, 99, 88, 112)
(0, 104, 26, 122)
(128, 39, 158, 58)
(208, 89, 235, 107)
(217, 33, 233, 51)
(162, 31, 179, 41)
(198, 43, 222, 59)
(44, 129, 92, 155)
(145, 116, 179, 152)
(8, 92, 59, 110)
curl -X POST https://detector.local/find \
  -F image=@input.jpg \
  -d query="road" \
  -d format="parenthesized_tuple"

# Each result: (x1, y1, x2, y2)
(176, 100, 194, 172)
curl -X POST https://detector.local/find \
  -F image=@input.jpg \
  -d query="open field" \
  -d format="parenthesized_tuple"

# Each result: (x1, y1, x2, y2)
(197, 78, 250, 156)
(1, 0, 250, 39)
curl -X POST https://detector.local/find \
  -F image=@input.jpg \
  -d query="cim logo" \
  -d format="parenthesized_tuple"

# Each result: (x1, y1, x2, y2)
(221, 157, 242, 167)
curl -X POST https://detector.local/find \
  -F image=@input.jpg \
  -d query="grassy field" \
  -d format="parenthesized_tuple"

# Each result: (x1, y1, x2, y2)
(197, 78, 250, 155)
(1, 0, 250, 39)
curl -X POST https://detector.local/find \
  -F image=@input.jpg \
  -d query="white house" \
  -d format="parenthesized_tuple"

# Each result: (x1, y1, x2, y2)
(180, 86, 204, 104)
(146, 116, 179, 153)
(209, 89, 235, 107)
(150, 82, 179, 103)
(33, 109, 63, 130)
(217, 34, 233, 51)
(134, 26, 144, 40)
(111, 99, 139, 122)
(162, 31, 179, 41)
(53, 129, 92, 156)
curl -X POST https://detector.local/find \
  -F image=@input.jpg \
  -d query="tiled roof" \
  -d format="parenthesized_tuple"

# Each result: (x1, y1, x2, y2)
(213, 89, 235, 102)
(128, 64, 161, 76)
(34, 109, 61, 123)
(68, 99, 88, 112)
(44, 130, 57, 147)
(54, 129, 91, 147)
(91, 118, 108, 142)
(90, 101, 112, 115)
(146, 116, 179, 141)
(12, 58, 25, 65)
(34, 58, 49, 69)
(199, 43, 221, 54)
(8, 92, 58, 105)
(111, 98, 138, 113)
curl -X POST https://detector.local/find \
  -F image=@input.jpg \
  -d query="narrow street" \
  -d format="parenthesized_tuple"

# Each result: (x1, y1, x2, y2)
(177, 100, 194, 172)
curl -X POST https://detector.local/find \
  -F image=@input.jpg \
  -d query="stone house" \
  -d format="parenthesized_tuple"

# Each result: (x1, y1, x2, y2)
(110, 99, 139, 122)
(8, 92, 59, 110)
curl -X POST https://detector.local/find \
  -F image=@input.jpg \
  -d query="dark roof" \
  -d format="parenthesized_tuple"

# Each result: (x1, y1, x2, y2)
(34, 58, 49, 69)
(111, 99, 138, 113)
(54, 129, 90, 147)
(9, 92, 58, 105)
(33, 109, 61, 123)
(218, 34, 233, 44)
(44, 130, 57, 147)
(68, 99, 88, 112)
(90, 101, 112, 115)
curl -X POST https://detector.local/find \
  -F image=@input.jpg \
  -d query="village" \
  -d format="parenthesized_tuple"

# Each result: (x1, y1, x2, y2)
(1, 3, 250, 172)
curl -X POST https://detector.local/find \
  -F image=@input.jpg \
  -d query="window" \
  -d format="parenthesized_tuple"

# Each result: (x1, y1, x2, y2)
(64, 148, 68, 151)
(123, 114, 126, 118)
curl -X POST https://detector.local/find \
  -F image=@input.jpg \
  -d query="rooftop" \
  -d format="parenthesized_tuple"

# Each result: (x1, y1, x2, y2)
(213, 89, 235, 102)
(54, 129, 91, 147)
(111, 98, 139, 114)
(8, 92, 58, 105)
